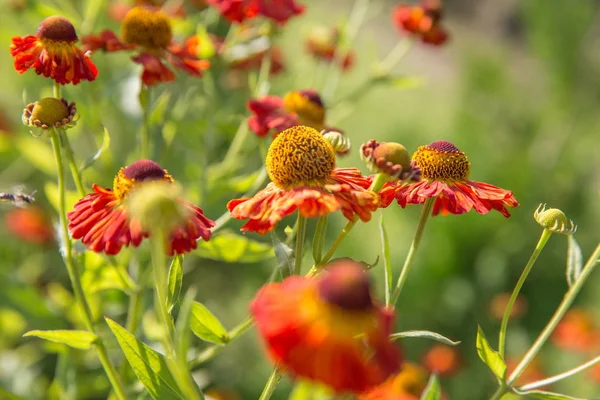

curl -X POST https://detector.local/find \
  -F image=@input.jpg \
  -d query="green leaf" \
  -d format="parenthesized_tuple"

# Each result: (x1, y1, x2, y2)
(272, 231, 294, 277)
(196, 231, 274, 263)
(289, 380, 333, 400)
(189, 302, 229, 344)
(476, 325, 507, 380)
(0, 388, 26, 400)
(514, 389, 585, 400)
(195, 25, 216, 59)
(105, 318, 185, 400)
(16, 136, 56, 175)
(167, 255, 184, 312)
(23, 330, 97, 350)
(420, 374, 441, 400)
(79, 127, 110, 172)
(390, 330, 461, 346)
(566, 235, 583, 287)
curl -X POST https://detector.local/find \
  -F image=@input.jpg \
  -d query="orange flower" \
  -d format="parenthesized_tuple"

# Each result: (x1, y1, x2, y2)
(10, 16, 98, 85)
(392, 1, 449, 46)
(247, 90, 328, 138)
(68, 160, 214, 255)
(4, 207, 54, 245)
(380, 141, 518, 217)
(551, 308, 597, 353)
(251, 260, 402, 393)
(305, 26, 354, 71)
(359, 362, 428, 400)
(422, 344, 461, 377)
(207, 0, 304, 24)
(82, 6, 209, 86)
(227, 126, 379, 234)
(488, 293, 527, 321)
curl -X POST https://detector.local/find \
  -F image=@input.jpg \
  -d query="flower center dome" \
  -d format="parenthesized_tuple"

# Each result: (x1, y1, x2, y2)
(121, 7, 172, 50)
(266, 125, 335, 188)
(113, 159, 174, 199)
(412, 140, 470, 182)
(37, 16, 78, 42)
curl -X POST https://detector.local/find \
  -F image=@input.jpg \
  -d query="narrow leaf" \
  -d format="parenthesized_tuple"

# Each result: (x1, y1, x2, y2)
(271, 231, 294, 277)
(312, 216, 328, 264)
(105, 318, 184, 400)
(196, 231, 274, 263)
(566, 236, 583, 287)
(379, 212, 393, 304)
(167, 255, 183, 312)
(420, 374, 441, 400)
(514, 389, 585, 400)
(390, 330, 461, 346)
(476, 325, 507, 380)
(23, 330, 97, 350)
(189, 302, 229, 344)
(79, 127, 110, 172)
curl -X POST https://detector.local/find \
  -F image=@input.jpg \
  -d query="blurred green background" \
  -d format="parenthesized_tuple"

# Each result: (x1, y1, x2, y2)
(0, 0, 599, 399)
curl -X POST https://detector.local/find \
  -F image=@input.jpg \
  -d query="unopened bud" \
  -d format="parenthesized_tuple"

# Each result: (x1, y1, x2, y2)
(322, 130, 351, 156)
(360, 139, 416, 180)
(534, 204, 576, 235)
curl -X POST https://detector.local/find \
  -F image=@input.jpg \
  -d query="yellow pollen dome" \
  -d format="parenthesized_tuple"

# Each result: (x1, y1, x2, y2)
(282, 91, 326, 131)
(30, 98, 70, 126)
(412, 140, 470, 182)
(266, 126, 336, 188)
(121, 7, 172, 50)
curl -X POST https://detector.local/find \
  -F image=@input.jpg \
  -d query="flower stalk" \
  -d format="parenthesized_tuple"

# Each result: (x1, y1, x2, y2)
(49, 129, 127, 400)
(498, 228, 552, 358)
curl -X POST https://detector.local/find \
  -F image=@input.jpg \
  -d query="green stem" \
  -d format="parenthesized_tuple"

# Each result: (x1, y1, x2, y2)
(149, 232, 175, 349)
(50, 130, 127, 400)
(258, 367, 282, 400)
(189, 316, 254, 368)
(389, 197, 435, 306)
(379, 211, 393, 306)
(312, 215, 328, 264)
(489, 385, 508, 400)
(498, 228, 552, 358)
(518, 354, 600, 391)
(507, 242, 600, 385)
(53, 81, 61, 98)
(140, 85, 151, 159)
(294, 215, 307, 275)
(378, 39, 412, 74)
(59, 130, 87, 198)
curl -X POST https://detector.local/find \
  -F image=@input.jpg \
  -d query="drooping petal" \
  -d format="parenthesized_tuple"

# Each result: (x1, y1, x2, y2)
(247, 96, 297, 137)
(132, 52, 175, 86)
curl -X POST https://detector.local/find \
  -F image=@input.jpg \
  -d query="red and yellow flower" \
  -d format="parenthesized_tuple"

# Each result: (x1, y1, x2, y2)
(227, 126, 379, 234)
(83, 6, 209, 86)
(207, 0, 304, 24)
(247, 90, 327, 138)
(68, 160, 214, 255)
(359, 362, 428, 400)
(380, 140, 519, 217)
(10, 16, 98, 85)
(251, 260, 402, 393)
(305, 26, 354, 71)
(4, 206, 54, 245)
(392, 1, 449, 46)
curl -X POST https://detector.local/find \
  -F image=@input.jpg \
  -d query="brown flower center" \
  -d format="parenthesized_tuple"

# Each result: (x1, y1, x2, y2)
(266, 125, 335, 188)
(37, 16, 78, 42)
(412, 140, 470, 182)
(113, 159, 174, 200)
(282, 90, 326, 131)
(121, 7, 172, 50)
(318, 261, 373, 311)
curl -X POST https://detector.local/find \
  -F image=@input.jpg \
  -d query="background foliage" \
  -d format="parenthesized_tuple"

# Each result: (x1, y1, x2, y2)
(0, 0, 599, 399)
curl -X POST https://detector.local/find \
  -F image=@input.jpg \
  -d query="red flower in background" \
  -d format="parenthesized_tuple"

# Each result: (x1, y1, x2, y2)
(251, 260, 402, 393)
(551, 308, 599, 353)
(10, 16, 98, 85)
(359, 362, 428, 400)
(207, 0, 304, 24)
(305, 26, 354, 71)
(4, 207, 54, 245)
(422, 344, 461, 377)
(393, 1, 449, 46)
(68, 160, 214, 255)
(83, 6, 209, 86)
(380, 141, 519, 217)
(247, 90, 326, 138)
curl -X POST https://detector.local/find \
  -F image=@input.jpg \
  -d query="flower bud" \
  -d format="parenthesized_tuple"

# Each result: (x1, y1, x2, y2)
(126, 180, 189, 234)
(318, 259, 373, 311)
(22, 98, 77, 136)
(322, 129, 351, 156)
(534, 204, 576, 235)
(360, 139, 416, 180)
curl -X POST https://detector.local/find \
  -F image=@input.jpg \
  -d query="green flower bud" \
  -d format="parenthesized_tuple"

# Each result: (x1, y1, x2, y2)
(534, 204, 577, 235)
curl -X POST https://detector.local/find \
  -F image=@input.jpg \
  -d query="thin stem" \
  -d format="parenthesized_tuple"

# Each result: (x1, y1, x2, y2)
(258, 367, 282, 400)
(59, 130, 87, 198)
(507, 243, 600, 385)
(390, 197, 435, 306)
(518, 354, 600, 391)
(498, 228, 552, 358)
(319, 219, 357, 267)
(50, 130, 127, 400)
(149, 232, 175, 349)
(140, 85, 151, 159)
(189, 316, 254, 368)
(294, 215, 307, 275)
(489, 385, 508, 400)
(53, 81, 61, 98)
(378, 39, 412, 74)
(379, 211, 393, 306)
